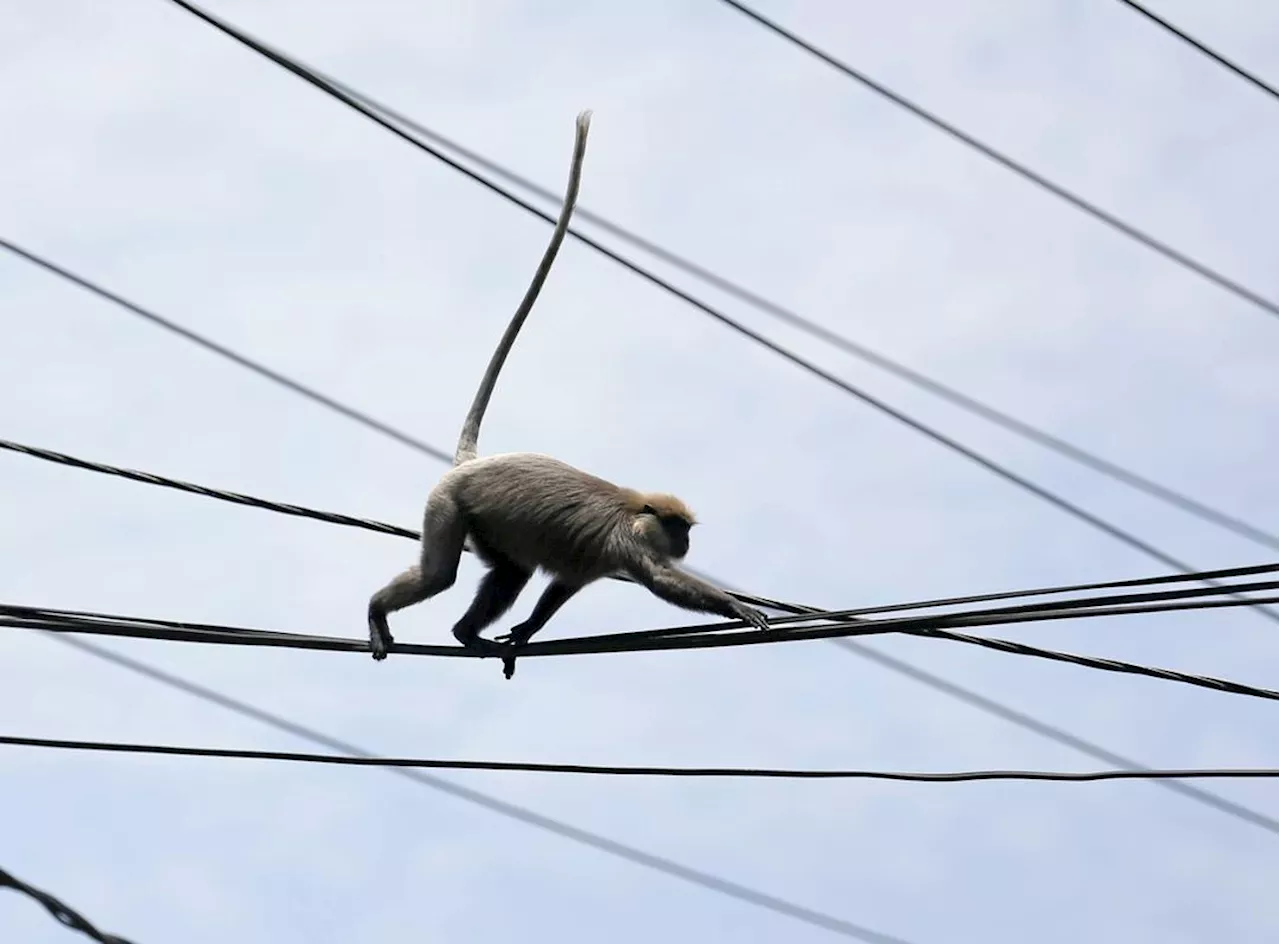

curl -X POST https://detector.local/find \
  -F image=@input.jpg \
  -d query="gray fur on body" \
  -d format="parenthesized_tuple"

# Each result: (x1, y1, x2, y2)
(448, 453, 641, 583)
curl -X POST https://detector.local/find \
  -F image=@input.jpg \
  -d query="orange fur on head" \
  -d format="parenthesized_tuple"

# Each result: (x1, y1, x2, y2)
(622, 490, 697, 524)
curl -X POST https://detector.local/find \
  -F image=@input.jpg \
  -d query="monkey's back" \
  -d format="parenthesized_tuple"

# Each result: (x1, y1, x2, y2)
(446, 453, 634, 580)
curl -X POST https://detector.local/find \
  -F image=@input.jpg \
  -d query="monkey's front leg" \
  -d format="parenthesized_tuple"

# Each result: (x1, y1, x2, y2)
(497, 581, 581, 679)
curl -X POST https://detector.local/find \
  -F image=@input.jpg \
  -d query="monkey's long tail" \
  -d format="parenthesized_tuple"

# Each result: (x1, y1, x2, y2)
(454, 110, 592, 465)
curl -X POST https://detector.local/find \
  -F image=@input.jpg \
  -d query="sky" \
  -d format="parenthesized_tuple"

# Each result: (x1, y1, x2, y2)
(0, 1, 1276, 941)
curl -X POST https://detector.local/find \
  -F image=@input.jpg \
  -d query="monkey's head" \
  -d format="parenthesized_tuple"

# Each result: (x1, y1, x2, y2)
(631, 493, 697, 559)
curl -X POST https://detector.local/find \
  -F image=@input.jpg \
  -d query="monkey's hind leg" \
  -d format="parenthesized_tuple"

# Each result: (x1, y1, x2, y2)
(450, 557, 531, 657)
(497, 580, 581, 680)
(367, 495, 466, 661)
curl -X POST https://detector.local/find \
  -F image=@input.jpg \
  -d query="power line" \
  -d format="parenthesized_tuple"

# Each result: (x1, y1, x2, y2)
(6, 733, 1273, 783)
(8, 584, 1277, 700)
(3, 435, 1275, 697)
(0, 866, 135, 944)
(713, 0, 1278, 317)
(0, 239, 451, 465)
(324, 81, 1277, 550)
(3, 272, 1272, 822)
(42, 634, 912, 944)
(2, 444, 1276, 831)
(827, 637, 1279, 831)
(2, 452, 1269, 828)
(7, 247, 1275, 627)
(1114, 0, 1279, 97)
(139, 6, 1280, 616)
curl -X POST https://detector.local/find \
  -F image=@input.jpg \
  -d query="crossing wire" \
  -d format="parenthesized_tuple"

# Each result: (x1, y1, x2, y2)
(42, 633, 913, 944)
(1113, 0, 1279, 97)
(9, 0, 1263, 830)
(713, 0, 1278, 316)
(3, 433, 1275, 700)
(1, 442, 1277, 830)
(5, 733, 1275, 783)
(6, 584, 1278, 700)
(140, 5, 1280, 616)
(0, 867, 135, 944)
(325, 76, 1276, 550)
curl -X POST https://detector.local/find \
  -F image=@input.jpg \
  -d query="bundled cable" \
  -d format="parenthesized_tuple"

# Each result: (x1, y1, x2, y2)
(4, 562, 1275, 699)
(0, 867, 134, 944)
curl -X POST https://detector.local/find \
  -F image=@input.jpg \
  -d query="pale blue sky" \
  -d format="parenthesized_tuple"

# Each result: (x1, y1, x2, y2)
(1, 1, 1276, 942)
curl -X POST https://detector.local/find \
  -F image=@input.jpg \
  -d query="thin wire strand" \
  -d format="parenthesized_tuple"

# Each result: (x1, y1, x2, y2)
(5, 734, 1273, 783)
(0, 238, 452, 464)
(1113, 0, 1279, 97)
(0, 867, 135, 944)
(143, 4, 1277, 619)
(43, 634, 912, 944)
(325, 81, 1277, 549)
(713, 0, 1278, 316)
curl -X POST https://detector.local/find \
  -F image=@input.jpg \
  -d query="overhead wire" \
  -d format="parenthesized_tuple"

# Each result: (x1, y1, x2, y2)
(3, 436, 1276, 827)
(319, 78, 1277, 550)
(5, 588, 1277, 700)
(5, 355, 1274, 828)
(137, 4, 1278, 618)
(5, 733, 1274, 783)
(2, 434, 1275, 699)
(3, 1, 1272, 833)
(1112, 0, 1279, 97)
(712, 0, 1278, 316)
(5, 445, 1274, 828)
(40, 633, 913, 944)
(5, 250, 1269, 624)
(0, 866, 135, 944)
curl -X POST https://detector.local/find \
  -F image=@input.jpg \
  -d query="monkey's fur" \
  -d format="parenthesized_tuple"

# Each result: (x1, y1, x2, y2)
(366, 111, 769, 676)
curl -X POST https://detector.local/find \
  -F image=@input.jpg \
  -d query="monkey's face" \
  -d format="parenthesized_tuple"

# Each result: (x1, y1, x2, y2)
(633, 511, 691, 558)
(662, 517, 691, 558)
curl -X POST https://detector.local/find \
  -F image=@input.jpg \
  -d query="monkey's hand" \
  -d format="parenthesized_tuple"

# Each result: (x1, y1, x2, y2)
(733, 603, 771, 632)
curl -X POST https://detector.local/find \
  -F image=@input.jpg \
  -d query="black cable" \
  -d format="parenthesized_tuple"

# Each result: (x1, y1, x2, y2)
(43, 635, 911, 944)
(8, 585, 1276, 700)
(3, 432, 1276, 695)
(713, 0, 1278, 317)
(42, 611, 1280, 839)
(6, 246, 1274, 628)
(324, 81, 1276, 550)
(137, 5, 1279, 616)
(0, 867, 135, 944)
(1114, 0, 1279, 97)
(826, 637, 1279, 831)
(5, 733, 1273, 783)
(0, 239, 451, 465)
(0, 435, 779, 613)
(3, 439, 1276, 830)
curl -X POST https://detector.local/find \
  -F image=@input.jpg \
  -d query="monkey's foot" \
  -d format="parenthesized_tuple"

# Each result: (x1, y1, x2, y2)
(368, 626, 394, 661)
(453, 626, 505, 658)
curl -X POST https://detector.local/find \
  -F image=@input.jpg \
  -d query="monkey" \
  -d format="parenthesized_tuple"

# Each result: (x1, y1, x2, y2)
(366, 110, 770, 676)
